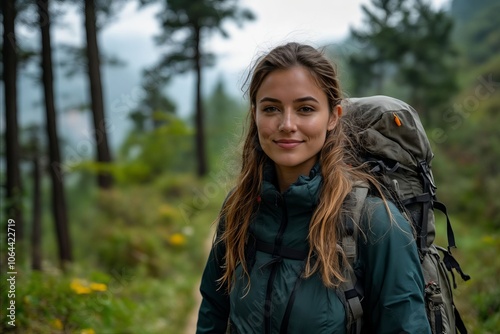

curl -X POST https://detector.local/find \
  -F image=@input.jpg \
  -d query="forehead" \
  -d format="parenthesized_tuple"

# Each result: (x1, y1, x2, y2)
(256, 66, 325, 101)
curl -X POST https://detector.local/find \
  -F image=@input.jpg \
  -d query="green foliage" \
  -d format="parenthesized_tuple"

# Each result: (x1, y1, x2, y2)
(348, 0, 458, 125)
(473, 290, 500, 333)
(205, 78, 246, 164)
(0, 265, 196, 333)
(153, 172, 200, 199)
(433, 215, 500, 333)
(443, 0, 500, 228)
(117, 115, 194, 182)
(451, 0, 500, 67)
(460, 4, 500, 65)
(0, 167, 225, 333)
(82, 187, 191, 277)
(450, 0, 497, 25)
(432, 52, 500, 228)
(128, 67, 177, 132)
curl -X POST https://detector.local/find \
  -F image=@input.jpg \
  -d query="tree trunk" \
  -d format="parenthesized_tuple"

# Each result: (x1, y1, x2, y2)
(31, 140, 42, 271)
(3, 0, 24, 240)
(38, 0, 72, 265)
(194, 25, 208, 177)
(84, 0, 113, 188)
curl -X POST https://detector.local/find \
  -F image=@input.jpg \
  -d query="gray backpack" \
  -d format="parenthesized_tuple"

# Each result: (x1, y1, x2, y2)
(340, 95, 470, 334)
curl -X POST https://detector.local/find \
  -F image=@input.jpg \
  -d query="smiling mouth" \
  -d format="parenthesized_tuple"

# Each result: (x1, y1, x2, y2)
(274, 139, 304, 149)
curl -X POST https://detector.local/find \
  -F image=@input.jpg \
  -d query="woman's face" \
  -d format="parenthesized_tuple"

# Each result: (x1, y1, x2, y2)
(255, 66, 340, 179)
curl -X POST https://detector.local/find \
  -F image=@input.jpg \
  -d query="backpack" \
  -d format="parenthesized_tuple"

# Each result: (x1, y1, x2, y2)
(339, 95, 471, 334)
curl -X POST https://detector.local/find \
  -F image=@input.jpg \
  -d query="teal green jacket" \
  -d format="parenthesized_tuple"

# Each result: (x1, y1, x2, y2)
(197, 165, 430, 333)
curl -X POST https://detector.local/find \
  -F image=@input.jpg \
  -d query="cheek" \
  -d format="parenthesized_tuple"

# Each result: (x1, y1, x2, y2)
(257, 127, 273, 142)
(256, 119, 275, 139)
(304, 122, 330, 140)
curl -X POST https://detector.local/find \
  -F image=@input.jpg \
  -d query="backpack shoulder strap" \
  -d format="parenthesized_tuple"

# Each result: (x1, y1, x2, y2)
(338, 183, 369, 334)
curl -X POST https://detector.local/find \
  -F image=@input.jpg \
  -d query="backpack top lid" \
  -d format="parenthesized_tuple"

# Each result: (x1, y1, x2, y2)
(342, 95, 434, 170)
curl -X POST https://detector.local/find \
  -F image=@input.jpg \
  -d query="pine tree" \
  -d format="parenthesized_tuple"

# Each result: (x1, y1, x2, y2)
(37, 0, 72, 265)
(140, 0, 254, 176)
(2, 0, 25, 239)
(349, 0, 458, 126)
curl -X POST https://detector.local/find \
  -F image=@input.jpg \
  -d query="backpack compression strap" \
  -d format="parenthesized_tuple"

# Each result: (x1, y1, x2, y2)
(337, 184, 369, 334)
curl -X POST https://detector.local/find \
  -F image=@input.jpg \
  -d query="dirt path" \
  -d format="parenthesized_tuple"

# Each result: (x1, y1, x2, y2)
(184, 227, 215, 334)
(183, 279, 203, 334)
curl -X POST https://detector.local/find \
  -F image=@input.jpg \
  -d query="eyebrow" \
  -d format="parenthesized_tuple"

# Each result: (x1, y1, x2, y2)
(258, 96, 320, 104)
(294, 96, 319, 103)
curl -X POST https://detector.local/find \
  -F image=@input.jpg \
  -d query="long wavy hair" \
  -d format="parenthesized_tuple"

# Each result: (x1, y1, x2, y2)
(217, 42, 384, 290)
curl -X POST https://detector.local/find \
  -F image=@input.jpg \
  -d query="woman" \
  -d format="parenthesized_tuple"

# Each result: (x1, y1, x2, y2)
(196, 42, 430, 333)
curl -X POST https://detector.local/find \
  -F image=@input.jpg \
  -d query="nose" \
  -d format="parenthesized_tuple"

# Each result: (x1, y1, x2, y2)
(278, 110, 297, 132)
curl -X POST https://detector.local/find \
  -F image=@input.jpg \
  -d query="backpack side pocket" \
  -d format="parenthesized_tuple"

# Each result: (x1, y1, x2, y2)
(422, 245, 456, 334)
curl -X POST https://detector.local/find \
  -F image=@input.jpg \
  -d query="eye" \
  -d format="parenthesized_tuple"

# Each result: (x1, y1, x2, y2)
(298, 106, 315, 113)
(262, 106, 280, 113)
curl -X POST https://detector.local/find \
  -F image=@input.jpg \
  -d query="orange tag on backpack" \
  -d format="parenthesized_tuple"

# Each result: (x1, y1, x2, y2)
(393, 113, 402, 127)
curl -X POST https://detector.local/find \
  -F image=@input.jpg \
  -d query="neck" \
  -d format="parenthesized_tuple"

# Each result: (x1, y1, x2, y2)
(275, 162, 316, 192)
(276, 169, 299, 192)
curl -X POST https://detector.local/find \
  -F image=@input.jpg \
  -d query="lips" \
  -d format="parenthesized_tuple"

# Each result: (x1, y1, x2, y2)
(274, 139, 304, 149)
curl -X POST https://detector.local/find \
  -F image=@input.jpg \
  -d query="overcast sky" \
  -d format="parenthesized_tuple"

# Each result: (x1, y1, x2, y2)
(11, 0, 450, 149)
(96, 0, 374, 71)
(101, 0, 376, 116)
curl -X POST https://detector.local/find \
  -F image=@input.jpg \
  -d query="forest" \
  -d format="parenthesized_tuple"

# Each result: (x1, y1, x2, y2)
(1, 0, 499, 333)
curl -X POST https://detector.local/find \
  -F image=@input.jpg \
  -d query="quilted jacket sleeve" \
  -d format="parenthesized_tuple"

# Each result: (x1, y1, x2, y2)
(356, 197, 431, 334)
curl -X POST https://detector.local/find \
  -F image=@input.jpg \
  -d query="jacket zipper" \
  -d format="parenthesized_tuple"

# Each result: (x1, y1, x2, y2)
(264, 195, 288, 334)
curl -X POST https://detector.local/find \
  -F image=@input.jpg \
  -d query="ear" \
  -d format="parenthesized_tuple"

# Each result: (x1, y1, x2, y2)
(328, 105, 342, 130)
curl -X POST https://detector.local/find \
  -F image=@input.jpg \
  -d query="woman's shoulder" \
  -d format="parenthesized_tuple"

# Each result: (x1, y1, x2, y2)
(358, 195, 414, 245)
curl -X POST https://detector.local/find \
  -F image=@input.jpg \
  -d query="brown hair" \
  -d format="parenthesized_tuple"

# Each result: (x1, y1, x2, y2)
(217, 42, 382, 290)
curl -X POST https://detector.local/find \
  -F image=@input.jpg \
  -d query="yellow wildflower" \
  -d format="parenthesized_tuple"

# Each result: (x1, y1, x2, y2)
(51, 318, 63, 330)
(481, 235, 495, 245)
(90, 282, 107, 292)
(74, 285, 92, 294)
(168, 233, 186, 246)
(70, 278, 91, 294)
(81, 329, 96, 334)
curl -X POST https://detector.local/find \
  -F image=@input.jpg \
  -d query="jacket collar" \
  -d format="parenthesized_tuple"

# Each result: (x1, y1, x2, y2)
(260, 162, 322, 213)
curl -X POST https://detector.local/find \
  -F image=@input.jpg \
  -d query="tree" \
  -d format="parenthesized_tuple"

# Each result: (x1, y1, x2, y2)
(117, 68, 189, 182)
(37, 0, 72, 264)
(128, 68, 177, 132)
(451, 0, 500, 66)
(2, 0, 24, 239)
(348, 0, 458, 125)
(450, 0, 495, 23)
(142, 0, 254, 177)
(83, 0, 115, 189)
(434, 0, 500, 228)
(205, 78, 245, 161)
(22, 125, 43, 270)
